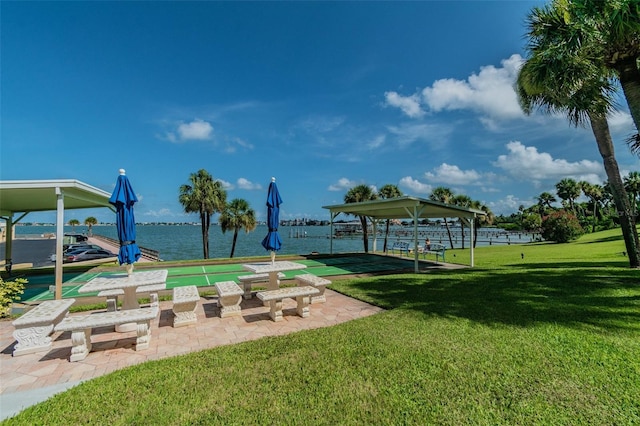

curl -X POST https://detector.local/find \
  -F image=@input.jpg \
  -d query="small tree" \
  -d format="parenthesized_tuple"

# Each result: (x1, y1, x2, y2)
(68, 219, 80, 231)
(0, 276, 26, 318)
(541, 210, 584, 243)
(84, 217, 98, 236)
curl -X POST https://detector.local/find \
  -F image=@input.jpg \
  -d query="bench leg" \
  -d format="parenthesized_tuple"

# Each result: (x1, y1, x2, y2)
(135, 320, 152, 350)
(218, 293, 243, 318)
(106, 296, 118, 312)
(173, 300, 198, 327)
(149, 292, 159, 309)
(295, 296, 311, 318)
(268, 299, 283, 322)
(12, 324, 54, 357)
(240, 282, 253, 300)
(69, 328, 91, 362)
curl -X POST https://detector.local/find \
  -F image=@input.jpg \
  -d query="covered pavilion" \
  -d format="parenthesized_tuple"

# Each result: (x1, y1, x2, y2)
(323, 196, 485, 272)
(0, 180, 112, 299)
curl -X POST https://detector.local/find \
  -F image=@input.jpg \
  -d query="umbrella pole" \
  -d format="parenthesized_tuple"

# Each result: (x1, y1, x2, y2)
(126, 263, 134, 276)
(270, 251, 275, 265)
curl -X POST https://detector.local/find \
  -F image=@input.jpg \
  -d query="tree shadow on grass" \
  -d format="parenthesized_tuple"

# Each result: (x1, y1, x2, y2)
(338, 267, 640, 333)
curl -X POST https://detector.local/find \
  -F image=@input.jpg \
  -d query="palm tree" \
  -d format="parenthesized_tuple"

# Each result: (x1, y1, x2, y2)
(219, 198, 257, 258)
(624, 171, 640, 213)
(84, 217, 98, 237)
(581, 182, 604, 233)
(68, 219, 80, 231)
(429, 187, 455, 249)
(555, 178, 581, 214)
(453, 194, 472, 249)
(344, 184, 377, 253)
(377, 184, 403, 252)
(470, 200, 495, 248)
(518, 1, 640, 267)
(536, 192, 557, 215)
(179, 169, 227, 259)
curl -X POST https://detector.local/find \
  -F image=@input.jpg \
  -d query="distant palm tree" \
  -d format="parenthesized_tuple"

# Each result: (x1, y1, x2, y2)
(535, 192, 557, 215)
(84, 217, 98, 237)
(429, 187, 455, 249)
(377, 184, 403, 252)
(624, 171, 640, 213)
(68, 219, 80, 231)
(580, 182, 604, 233)
(179, 169, 227, 259)
(470, 201, 495, 248)
(344, 184, 377, 253)
(219, 198, 257, 258)
(555, 178, 581, 214)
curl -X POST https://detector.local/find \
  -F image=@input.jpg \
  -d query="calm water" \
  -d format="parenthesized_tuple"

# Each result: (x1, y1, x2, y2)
(13, 224, 535, 261)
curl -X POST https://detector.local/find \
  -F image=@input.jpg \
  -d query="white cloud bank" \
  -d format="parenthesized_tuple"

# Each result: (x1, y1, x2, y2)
(328, 177, 358, 191)
(165, 119, 214, 142)
(399, 176, 432, 194)
(236, 178, 262, 190)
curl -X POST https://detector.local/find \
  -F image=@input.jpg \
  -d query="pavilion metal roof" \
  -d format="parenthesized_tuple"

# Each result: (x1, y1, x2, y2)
(0, 180, 112, 215)
(322, 196, 484, 220)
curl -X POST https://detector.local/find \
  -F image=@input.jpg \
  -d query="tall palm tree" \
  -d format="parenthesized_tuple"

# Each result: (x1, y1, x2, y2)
(536, 192, 557, 215)
(84, 216, 98, 237)
(429, 187, 455, 249)
(470, 200, 495, 248)
(377, 184, 403, 252)
(344, 184, 377, 253)
(179, 169, 227, 259)
(518, 1, 640, 267)
(219, 198, 257, 258)
(555, 178, 581, 214)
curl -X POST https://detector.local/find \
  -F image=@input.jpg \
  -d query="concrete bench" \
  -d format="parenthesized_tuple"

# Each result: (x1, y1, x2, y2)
(256, 286, 320, 322)
(54, 306, 158, 362)
(12, 299, 76, 357)
(98, 283, 165, 312)
(214, 281, 244, 318)
(172, 285, 200, 327)
(295, 274, 331, 304)
(237, 272, 285, 299)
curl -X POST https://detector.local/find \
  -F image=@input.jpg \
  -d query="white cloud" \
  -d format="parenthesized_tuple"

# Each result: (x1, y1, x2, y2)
(399, 176, 432, 194)
(217, 179, 233, 190)
(367, 134, 386, 149)
(143, 208, 173, 218)
(384, 91, 424, 118)
(236, 178, 262, 190)
(608, 110, 634, 134)
(385, 54, 525, 125)
(424, 163, 490, 186)
(177, 119, 214, 140)
(493, 141, 604, 183)
(488, 195, 533, 216)
(328, 177, 357, 191)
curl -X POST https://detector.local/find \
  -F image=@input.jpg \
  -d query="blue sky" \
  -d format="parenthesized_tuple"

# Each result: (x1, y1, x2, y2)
(2, 1, 638, 224)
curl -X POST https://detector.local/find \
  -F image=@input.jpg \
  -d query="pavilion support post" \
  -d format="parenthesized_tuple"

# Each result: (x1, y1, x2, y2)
(2, 215, 14, 274)
(55, 187, 64, 300)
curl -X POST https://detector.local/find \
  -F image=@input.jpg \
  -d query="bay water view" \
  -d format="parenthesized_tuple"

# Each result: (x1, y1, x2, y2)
(11, 224, 537, 262)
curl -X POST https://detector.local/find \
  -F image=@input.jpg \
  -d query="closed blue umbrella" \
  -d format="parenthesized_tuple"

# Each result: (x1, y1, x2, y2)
(109, 169, 141, 275)
(261, 177, 282, 264)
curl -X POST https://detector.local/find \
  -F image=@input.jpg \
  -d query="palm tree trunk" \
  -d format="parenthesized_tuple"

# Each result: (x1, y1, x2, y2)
(230, 230, 238, 258)
(592, 202, 598, 234)
(616, 57, 640, 136)
(359, 215, 369, 253)
(590, 113, 640, 268)
(383, 219, 390, 252)
(444, 219, 454, 249)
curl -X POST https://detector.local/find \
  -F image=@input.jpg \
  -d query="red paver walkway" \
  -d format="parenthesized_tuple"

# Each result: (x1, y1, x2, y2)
(0, 289, 383, 418)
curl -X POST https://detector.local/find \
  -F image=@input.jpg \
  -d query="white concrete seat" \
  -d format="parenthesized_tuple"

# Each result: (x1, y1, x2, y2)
(237, 272, 285, 299)
(214, 281, 244, 318)
(54, 306, 158, 362)
(295, 274, 331, 304)
(12, 298, 76, 357)
(172, 285, 200, 327)
(256, 286, 319, 322)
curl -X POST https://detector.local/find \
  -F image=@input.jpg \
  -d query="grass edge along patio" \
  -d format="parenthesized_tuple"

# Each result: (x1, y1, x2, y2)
(3, 226, 640, 425)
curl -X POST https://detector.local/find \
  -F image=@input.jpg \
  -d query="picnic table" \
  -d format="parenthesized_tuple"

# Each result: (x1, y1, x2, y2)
(241, 261, 307, 292)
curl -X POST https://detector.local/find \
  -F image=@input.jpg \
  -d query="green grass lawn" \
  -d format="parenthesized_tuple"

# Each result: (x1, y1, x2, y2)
(4, 228, 640, 425)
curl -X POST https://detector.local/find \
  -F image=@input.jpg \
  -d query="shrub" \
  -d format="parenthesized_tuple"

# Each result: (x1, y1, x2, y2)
(541, 210, 584, 243)
(0, 276, 27, 318)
